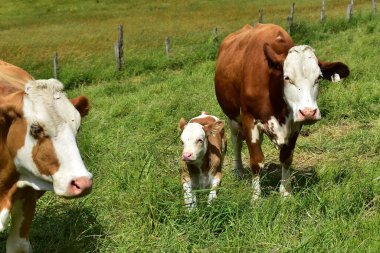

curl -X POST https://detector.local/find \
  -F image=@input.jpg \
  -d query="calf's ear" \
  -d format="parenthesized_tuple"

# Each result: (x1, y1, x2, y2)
(206, 120, 225, 136)
(319, 60, 350, 81)
(178, 118, 187, 131)
(70, 96, 90, 118)
(263, 43, 285, 70)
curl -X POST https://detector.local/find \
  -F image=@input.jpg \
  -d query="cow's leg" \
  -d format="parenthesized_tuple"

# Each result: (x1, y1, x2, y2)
(279, 131, 300, 197)
(242, 115, 264, 202)
(6, 187, 38, 253)
(229, 119, 245, 179)
(208, 172, 222, 205)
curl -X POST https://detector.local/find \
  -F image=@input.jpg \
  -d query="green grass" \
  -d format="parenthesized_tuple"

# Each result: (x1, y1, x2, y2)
(0, 1, 379, 252)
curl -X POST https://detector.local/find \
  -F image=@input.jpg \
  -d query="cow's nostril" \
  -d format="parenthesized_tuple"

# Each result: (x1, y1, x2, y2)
(71, 180, 81, 190)
(299, 109, 305, 116)
(312, 109, 317, 116)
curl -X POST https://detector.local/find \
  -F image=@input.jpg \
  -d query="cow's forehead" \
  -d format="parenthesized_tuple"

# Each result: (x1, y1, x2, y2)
(23, 79, 81, 135)
(284, 45, 321, 80)
(181, 123, 205, 141)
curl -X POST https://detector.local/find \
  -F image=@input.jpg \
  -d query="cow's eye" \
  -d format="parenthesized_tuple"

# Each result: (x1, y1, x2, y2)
(284, 76, 294, 85)
(197, 139, 204, 144)
(30, 123, 44, 138)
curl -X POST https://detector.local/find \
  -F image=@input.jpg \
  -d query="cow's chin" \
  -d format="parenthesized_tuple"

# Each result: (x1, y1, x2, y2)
(294, 117, 320, 125)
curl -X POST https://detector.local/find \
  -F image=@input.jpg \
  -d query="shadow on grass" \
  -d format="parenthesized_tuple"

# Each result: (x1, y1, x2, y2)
(233, 163, 319, 196)
(0, 205, 104, 253)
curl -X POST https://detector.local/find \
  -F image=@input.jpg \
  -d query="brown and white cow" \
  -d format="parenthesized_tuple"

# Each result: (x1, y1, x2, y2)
(215, 24, 349, 200)
(0, 60, 92, 253)
(179, 112, 226, 211)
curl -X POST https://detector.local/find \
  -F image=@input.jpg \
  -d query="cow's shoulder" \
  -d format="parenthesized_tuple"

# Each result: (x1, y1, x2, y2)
(0, 61, 34, 92)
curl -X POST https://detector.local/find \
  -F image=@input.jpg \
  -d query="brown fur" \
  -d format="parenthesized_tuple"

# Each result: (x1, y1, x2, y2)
(0, 60, 90, 249)
(215, 24, 349, 180)
(180, 115, 226, 185)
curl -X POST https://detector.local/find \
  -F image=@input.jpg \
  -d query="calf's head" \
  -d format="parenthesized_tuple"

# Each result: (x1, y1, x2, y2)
(264, 44, 349, 124)
(178, 117, 224, 165)
(2, 79, 92, 198)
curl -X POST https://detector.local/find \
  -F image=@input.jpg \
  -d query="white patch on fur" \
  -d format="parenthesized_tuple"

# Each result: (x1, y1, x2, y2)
(251, 175, 261, 201)
(283, 45, 322, 122)
(0, 209, 10, 232)
(207, 177, 220, 205)
(183, 181, 196, 211)
(331, 73, 341, 82)
(251, 125, 260, 143)
(192, 112, 219, 121)
(14, 79, 92, 196)
(280, 167, 292, 197)
(6, 199, 32, 253)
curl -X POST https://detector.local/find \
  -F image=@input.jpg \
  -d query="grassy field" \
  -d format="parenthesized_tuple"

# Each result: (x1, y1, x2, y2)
(1, 0, 379, 252)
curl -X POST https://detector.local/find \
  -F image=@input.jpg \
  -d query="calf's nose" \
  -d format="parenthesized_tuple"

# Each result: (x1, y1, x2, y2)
(68, 177, 93, 197)
(182, 152, 192, 161)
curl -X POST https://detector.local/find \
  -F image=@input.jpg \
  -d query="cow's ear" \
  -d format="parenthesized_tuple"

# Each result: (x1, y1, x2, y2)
(70, 96, 90, 118)
(178, 118, 187, 131)
(263, 43, 285, 70)
(319, 60, 350, 81)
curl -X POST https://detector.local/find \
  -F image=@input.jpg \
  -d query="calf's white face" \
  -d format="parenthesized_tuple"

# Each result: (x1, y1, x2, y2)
(8, 79, 92, 197)
(283, 45, 322, 123)
(180, 122, 208, 164)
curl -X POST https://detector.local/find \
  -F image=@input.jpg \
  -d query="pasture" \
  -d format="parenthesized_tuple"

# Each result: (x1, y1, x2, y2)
(0, 0, 379, 252)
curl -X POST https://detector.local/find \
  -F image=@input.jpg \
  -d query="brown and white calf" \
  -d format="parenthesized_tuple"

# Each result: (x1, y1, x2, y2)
(0, 60, 92, 253)
(178, 112, 226, 210)
(215, 24, 349, 200)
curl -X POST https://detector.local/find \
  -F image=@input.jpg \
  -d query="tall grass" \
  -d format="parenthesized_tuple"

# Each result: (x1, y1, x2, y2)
(0, 1, 379, 252)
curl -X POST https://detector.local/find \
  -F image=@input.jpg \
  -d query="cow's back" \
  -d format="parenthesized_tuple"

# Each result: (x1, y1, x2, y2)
(215, 24, 294, 120)
(0, 60, 34, 96)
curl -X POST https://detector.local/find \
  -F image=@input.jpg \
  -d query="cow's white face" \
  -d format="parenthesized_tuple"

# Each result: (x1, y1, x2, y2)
(180, 122, 208, 165)
(8, 79, 92, 198)
(283, 45, 322, 123)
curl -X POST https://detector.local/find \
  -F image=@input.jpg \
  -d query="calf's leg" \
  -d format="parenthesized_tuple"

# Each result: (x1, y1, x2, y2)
(207, 172, 222, 205)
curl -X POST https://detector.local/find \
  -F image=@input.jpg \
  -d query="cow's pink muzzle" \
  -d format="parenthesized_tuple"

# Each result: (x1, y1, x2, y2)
(67, 177, 93, 197)
(298, 108, 320, 122)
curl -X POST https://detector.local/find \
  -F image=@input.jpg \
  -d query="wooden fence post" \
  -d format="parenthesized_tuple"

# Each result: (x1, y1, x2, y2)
(53, 52, 59, 80)
(287, 3, 295, 34)
(320, 0, 325, 22)
(372, 0, 377, 16)
(165, 36, 171, 56)
(213, 27, 219, 48)
(346, 1, 353, 21)
(258, 9, 264, 23)
(114, 24, 124, 71)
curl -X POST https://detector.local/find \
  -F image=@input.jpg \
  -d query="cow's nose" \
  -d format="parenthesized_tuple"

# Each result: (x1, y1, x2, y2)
(182, 152, 192, 161)
(298, 108, 318, 121)
(68, 177, 93, 197)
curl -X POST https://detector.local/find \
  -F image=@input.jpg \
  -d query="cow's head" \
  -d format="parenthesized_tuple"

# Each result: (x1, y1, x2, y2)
(264, 44, 349, 123)
(178, 117, 224, 165)
(1, 79, 92, 198)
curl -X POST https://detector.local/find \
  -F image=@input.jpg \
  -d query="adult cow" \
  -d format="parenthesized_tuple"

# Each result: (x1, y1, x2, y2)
(215, 24, 349, 200)
(0, 60, 92, 253)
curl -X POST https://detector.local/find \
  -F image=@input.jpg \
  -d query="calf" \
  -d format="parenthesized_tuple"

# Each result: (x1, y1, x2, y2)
(178, 112, 226, 210)
(215, 24, 349, 200)
(0, 60, 92, 253)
